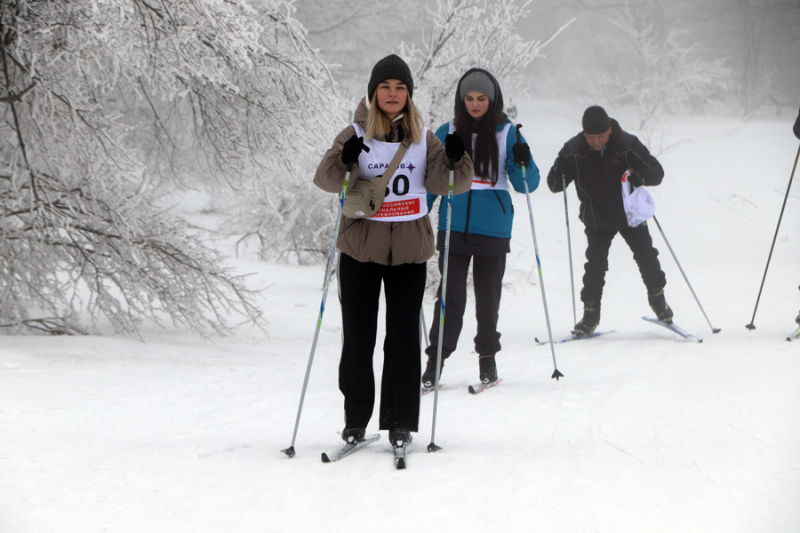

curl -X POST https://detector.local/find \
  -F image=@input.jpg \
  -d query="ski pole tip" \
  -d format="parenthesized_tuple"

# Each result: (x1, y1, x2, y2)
(745, 323, 756, 330)
(712, 328, 721, 334)
(281, 446, 296, 458)
(427, 442, 442, 453)
(552, 369, 564, 380)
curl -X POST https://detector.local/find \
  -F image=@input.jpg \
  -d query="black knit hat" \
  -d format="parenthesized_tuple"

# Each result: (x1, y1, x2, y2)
(367, 54, 414, 102)
(582, 105, 610, 134)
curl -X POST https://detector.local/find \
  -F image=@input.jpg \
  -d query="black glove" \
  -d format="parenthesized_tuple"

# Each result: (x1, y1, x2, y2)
(341, 135, 364, 166)
(444, 133, 465, 162)
(512, 142, 531, 166)
(627, 170, 644, 187)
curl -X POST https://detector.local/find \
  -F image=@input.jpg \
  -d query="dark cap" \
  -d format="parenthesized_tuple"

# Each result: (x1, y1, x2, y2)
(582, 105, 610, 134)
(368, 54, 414, 102)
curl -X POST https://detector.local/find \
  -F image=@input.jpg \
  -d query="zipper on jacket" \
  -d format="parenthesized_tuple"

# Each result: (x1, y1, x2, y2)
(463, 190, 473, 234)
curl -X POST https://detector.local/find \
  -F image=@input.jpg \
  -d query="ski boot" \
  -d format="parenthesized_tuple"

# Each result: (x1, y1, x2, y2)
(478, 354, 498, 384)
(648, 290, 673, 324)
(341, 427, 366, 444)
(572, 303, 600, 336)
(389, 428, 412, 448)
(421, 354, 445, 389)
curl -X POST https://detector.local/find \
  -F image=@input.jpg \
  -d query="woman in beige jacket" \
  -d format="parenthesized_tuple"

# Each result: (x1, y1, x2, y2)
(314, 54, 472, 448)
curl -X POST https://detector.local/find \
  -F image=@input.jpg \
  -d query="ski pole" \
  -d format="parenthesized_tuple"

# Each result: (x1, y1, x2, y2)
(419, 306, 427, 353)
(562, 176, 577, 326)
(652, 215, 720, 334)
(428, 158, 455, 453)
(517, 124, 563, 380)
(746, 143, 799, 330)
(282, 147, 368, 458)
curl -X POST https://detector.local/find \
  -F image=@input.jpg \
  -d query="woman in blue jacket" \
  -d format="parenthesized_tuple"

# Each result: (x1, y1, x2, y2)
(423, 68, 540, 388)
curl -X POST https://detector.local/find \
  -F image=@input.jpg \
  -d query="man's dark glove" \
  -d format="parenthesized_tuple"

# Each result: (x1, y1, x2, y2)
(444, 133, 465, 162)
(341, 135, 364, 166)
(512, 142, 531, 166)
(627, 170, 644, 187)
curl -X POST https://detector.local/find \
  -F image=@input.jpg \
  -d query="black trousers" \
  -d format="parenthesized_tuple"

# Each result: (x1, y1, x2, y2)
(426, 251, 506, 360)
(337, 252, 426, 432)
(581, 223, 666, 305)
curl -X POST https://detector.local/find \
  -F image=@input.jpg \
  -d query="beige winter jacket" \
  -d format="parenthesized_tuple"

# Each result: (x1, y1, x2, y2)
(314, 98, 473, 266)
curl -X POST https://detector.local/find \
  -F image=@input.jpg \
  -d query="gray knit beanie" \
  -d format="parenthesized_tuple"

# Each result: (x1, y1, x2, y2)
(367, 54, 414, 101)
(458, 70, 496, 103)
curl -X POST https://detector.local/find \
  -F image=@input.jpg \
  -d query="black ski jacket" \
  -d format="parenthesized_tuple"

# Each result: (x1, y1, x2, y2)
(547, 118, 664, 231)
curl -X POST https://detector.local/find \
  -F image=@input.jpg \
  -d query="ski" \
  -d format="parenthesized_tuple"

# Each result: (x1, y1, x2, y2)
(535, 330, 615, 345)
(642, 316, 702, 343)
(393, 444, 407, 469)
(468, 378, 503, 394)
(321, 434, 380, 463)
(787, 327, 800, 342)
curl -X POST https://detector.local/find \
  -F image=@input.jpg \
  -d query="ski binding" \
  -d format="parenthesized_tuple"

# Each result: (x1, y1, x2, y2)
(420, 383, 445, 396)
(393, 443, 407, 469)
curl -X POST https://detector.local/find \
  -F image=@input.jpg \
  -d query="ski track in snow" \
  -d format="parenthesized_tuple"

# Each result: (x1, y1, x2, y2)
(1, 99, 800, 532)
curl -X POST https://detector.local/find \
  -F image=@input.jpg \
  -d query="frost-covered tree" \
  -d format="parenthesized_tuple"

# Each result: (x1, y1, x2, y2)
(398, 0, 573, 128)
(0, 0, 343, 335)
(591, 3, 730, 133)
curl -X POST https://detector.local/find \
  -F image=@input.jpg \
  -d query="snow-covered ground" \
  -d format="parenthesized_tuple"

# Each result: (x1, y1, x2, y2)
(2, 99, 799, 532)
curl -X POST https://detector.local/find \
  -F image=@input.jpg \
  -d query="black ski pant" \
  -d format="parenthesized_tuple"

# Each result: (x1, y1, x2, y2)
(580, 223, 666, 306)
(426, 251, 505, 361)
(337, 252, 425, 433)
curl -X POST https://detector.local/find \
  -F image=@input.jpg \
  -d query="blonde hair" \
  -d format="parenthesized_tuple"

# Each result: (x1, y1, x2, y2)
(365, 93, 423, 144)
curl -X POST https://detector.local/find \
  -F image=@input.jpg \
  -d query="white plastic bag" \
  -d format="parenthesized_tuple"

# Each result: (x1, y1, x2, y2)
(621, 170, 655, 227)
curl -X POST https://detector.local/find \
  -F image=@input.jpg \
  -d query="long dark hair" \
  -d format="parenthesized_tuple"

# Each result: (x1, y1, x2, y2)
(453, 69, 506, 185)
(454, 110, 501, 184)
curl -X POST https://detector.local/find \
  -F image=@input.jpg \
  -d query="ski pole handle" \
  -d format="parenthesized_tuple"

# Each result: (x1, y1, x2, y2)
(515, 123, 526, 177)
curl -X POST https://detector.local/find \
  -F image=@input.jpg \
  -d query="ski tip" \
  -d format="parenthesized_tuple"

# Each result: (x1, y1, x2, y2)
(468, 385, 477, 394)
(395, 457, 406, 469)
(281, 446, 296, 458)
(321, 452, 331, 463)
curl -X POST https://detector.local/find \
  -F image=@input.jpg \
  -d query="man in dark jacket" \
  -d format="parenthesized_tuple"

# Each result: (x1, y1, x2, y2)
(547, 105, 672, 335)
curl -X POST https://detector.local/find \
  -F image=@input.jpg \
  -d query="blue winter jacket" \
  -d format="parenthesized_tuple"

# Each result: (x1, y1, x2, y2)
(428, 118, 540, 239)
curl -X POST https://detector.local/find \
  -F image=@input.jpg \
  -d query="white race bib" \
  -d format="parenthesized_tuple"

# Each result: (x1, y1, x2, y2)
(447, 121, 511, 191)
(353, 123, 429, 222)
